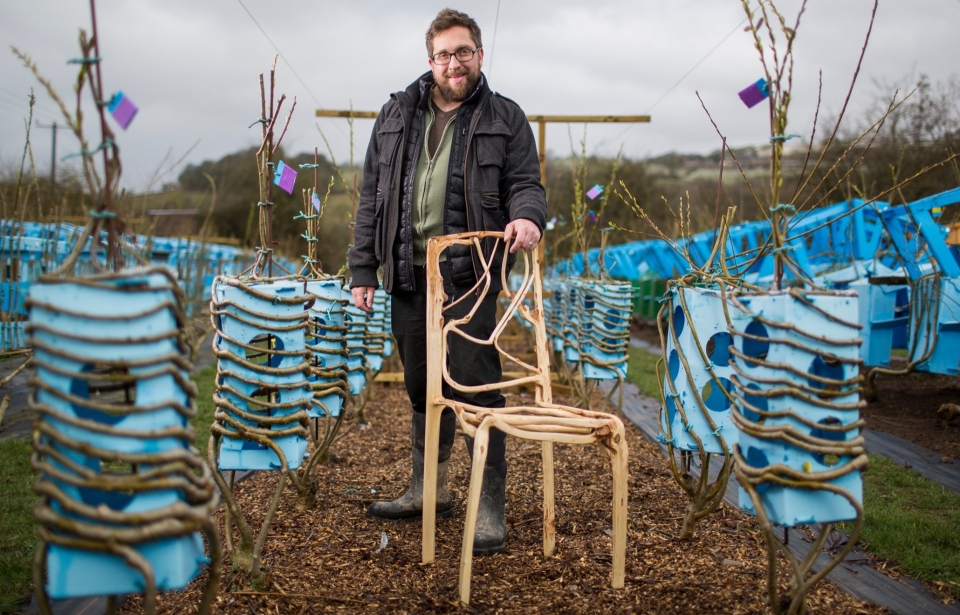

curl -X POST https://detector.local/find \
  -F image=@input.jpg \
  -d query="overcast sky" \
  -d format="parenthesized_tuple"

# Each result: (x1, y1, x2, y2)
(2, 0, 958, 192)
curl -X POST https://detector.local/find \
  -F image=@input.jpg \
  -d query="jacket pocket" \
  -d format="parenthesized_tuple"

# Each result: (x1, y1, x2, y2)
(377, 118, 404, 168)
(474, 120, 511, 168)
(480, 192, 506, 231)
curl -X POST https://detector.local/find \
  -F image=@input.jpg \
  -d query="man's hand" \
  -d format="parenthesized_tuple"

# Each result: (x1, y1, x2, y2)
(503, 218, 542, 254)
(352, 286, 376, 313)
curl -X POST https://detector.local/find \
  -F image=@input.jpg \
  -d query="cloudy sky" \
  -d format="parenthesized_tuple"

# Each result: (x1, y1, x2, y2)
(2, 0, 958, 192)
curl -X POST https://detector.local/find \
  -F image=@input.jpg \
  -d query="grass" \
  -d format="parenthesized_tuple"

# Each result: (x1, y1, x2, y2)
(191, 365, 217, 458)
(0, 366, 217, 613)
(0, 438, 37, 614)
(849, 454, 960, 592)
(626, 346, 662, 399)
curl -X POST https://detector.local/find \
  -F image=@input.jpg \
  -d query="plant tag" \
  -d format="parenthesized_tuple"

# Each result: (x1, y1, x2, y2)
(273, 160, 298, 195)
(738, 78, 769, 109)
(108, 91, 138, 129)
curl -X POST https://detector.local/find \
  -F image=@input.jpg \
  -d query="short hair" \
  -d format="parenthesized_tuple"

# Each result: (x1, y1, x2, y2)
(425, 8, 482, 56)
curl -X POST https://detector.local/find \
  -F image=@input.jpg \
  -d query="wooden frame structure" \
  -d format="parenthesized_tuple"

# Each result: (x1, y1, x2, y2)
(315, 109, 650, 187)
(421, 231, 628, 604)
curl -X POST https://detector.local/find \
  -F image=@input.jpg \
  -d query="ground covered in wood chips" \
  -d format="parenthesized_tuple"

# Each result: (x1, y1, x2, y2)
(123, 382, 886, 614)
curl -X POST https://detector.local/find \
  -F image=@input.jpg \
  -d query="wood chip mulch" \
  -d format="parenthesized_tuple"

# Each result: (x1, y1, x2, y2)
(122, 382, 887, 614)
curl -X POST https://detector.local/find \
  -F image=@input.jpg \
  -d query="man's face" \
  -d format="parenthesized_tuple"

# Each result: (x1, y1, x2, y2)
(429, 26, 483, 103)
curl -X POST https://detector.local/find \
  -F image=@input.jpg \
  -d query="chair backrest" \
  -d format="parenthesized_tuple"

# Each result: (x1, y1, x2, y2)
(425, 232, 554, 406)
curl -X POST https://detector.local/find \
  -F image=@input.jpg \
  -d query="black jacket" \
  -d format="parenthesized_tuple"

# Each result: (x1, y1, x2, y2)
(349, 71, 547, 293)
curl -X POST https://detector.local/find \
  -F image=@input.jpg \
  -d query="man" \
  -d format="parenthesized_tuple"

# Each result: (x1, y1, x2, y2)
(349, 8, 546, 554)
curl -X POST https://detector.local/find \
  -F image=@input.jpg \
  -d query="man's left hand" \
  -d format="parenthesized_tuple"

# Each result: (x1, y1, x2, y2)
(503, 218, 542, 254)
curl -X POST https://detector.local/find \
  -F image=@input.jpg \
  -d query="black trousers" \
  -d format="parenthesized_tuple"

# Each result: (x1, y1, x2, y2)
(391, 265, 507, 473)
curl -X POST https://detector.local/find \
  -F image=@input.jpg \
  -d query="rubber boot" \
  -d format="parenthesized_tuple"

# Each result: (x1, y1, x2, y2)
(368, 412, 455, 520)
(472, 465, 508, 554)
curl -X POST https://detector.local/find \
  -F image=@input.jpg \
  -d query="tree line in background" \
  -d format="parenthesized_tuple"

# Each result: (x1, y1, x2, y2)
(2, 75, 958, 275)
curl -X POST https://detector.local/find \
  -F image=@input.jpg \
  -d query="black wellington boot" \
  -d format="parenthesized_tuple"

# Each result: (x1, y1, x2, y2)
(472, 465, 508, 554)
(368, 411, 456, 520)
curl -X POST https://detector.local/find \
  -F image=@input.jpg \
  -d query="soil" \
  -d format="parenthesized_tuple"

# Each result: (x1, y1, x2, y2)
(864, 359, 960, 461)
(122, 382, 885, 614)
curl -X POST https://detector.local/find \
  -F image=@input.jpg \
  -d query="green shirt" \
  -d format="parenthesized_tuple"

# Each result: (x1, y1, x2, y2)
(412, 101, 457, 266)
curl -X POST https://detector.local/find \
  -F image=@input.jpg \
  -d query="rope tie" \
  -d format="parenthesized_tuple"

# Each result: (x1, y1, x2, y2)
(769, 134, 801, 142)
(248, 118, 270, 129)
(67, 56, 101, 64)
(96, 93, 119, 108)
(89, 209, 117, 220)
(257, 202, 274, 207)
(61, 140, 115, 161)
(657, 434, 677, 446)
(298, 163, 320, 169)
(769, 204, 797, 214)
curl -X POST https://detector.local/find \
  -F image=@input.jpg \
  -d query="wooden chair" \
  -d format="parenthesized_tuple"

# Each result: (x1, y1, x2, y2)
(421, 231, 628, 605)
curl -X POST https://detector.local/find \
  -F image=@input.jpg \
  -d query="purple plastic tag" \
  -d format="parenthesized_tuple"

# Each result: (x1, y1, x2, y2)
(108, 92, 138, 130)
(586, 184, 603, 200)
(738, 78, 769, 109)
(588, 210, 597, 223)
(273, 160, 298, 195)
(311, 192, 322, 212)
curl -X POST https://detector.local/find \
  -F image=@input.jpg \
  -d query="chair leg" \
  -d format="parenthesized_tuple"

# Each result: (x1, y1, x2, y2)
(542, 440, 556, 557)
(459, 421, 491, 605)
(608, 429, 629, 589)
(422, 404, 443, 565)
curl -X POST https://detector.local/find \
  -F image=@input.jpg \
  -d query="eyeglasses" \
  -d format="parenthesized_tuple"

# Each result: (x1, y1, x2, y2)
(430, 46, 481, 65)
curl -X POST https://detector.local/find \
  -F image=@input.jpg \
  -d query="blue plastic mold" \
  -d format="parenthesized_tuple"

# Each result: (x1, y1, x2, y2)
(728, 290, 863, 526)
(849, 282, 908, 368)
(910, 277, 960, 376)
(213, 278, 312, 471)
(578, 281, 632, 380)
(342, 292, 368, 396)
(27, 268, 209, 598)
(660, 286, 736, 455)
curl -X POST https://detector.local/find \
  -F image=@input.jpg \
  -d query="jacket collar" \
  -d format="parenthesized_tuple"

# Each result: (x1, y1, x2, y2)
(395, 70, 490, 112)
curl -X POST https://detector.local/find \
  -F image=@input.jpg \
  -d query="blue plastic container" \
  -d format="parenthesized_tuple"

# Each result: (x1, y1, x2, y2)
(578, 281, 632, 380)
(728, 290, 863, 526)
(28, 268, 209, 598)
(660, 286, 736, 454)
(213, 278, 313, 471)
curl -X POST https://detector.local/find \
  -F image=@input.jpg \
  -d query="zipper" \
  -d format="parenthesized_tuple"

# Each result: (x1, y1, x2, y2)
(396, 95, 419, 291)
(416, 110, 453, 247)
(462, 108, 484, 289)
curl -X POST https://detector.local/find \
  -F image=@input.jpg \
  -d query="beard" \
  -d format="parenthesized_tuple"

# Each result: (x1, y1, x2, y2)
(435, 67, 480, 103)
